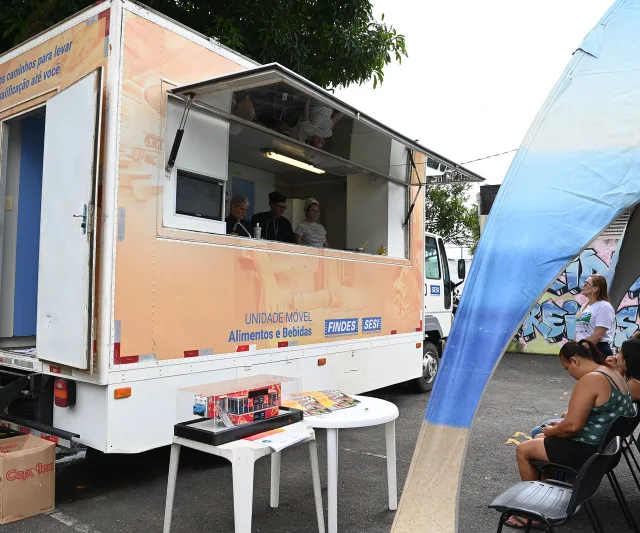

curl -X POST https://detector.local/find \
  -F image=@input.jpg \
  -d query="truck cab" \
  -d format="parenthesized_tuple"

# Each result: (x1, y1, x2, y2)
(417, 232, 466, 391)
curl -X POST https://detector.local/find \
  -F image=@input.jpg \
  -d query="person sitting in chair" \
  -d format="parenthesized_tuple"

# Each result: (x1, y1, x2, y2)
(508, 340, 633, 529)
(613, 338, 640, 401)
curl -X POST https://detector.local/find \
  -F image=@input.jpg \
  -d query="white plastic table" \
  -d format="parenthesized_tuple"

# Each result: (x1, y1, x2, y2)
(305, 395, 399, 533)
(163, 421, 325, 533)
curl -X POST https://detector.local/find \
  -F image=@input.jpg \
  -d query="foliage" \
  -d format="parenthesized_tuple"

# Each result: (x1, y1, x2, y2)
(425, 183, 480, 253)
(0, 0, 407, 90)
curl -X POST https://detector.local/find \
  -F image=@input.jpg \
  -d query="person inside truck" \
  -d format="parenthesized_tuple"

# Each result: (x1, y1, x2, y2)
(231, 94, 257, 122)
(225, 194, 254, 238)
(293, 100, 344, 150)
(295, 198, 329, 248)
(231, 88, 304, 137)
(250, 191, 295, 243)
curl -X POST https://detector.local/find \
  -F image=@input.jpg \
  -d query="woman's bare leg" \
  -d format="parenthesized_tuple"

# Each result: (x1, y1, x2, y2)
(506, 439, 551, 527)
(516, 438, 550, 481)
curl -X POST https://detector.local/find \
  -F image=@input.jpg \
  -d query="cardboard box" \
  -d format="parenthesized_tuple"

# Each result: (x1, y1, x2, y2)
(0, 435, 55, 524)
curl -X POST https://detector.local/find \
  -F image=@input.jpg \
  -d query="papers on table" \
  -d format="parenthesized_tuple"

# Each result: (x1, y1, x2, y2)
(243, 428, 309, 452)
(282, 390, 360, 417)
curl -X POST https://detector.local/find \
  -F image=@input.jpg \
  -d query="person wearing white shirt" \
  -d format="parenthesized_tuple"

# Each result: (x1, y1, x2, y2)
(575, 274, 616, 356)
(295, 198, 328, 248)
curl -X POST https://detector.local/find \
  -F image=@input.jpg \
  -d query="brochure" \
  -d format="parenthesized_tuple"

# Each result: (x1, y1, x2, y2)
(244, 428, 309, 452)
(282, 390, 360, 416)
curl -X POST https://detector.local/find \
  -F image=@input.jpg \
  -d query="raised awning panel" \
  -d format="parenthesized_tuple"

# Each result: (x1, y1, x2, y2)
(169, 63, 484, 185)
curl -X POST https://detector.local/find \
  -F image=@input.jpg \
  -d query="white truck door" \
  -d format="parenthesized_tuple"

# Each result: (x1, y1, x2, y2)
(36, 69, 103, 370)
(424, 235, 452, 338)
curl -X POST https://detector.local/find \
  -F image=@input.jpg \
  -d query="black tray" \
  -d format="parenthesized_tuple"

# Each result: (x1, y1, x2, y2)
(174, 407, 304, 446)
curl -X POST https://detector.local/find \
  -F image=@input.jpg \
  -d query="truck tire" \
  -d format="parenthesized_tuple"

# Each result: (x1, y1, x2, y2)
(411, 341, 441, 393)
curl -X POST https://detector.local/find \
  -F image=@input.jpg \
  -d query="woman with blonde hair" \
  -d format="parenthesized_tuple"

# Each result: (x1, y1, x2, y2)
(295, 198, 329, 248)
(575, 274, 616, 357)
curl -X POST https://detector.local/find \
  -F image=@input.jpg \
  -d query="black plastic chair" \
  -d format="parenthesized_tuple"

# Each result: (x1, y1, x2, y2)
(619, 401, 640, 489)
(488, 437, 621, 532)
(532, 412, 640, 532)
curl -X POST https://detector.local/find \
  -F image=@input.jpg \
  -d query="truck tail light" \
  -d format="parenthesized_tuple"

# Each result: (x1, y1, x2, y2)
(54, 379, 76, 408)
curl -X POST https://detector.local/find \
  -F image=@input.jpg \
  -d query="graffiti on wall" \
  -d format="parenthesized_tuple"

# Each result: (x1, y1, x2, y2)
(511, 242, 640, 353)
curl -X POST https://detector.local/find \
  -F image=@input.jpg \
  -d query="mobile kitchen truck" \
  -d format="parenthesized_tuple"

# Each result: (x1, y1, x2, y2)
(0, 0, 483, 452)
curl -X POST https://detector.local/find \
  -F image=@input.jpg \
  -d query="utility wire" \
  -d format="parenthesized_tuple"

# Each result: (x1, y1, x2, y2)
(461, 149, 517, 165)
(367, 148, 518, 170)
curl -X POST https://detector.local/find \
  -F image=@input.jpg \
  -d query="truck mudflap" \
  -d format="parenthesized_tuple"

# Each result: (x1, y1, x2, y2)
(0, 370, 79, 449)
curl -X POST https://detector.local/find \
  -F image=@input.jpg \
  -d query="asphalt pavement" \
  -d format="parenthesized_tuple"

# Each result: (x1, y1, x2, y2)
(3, 353, 638, 532)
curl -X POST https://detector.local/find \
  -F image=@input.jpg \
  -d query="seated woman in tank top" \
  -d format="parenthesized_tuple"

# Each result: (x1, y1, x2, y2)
(614, 338, 640, 401)
(533, 338, 640, 438)
(506, 340, 634, 528)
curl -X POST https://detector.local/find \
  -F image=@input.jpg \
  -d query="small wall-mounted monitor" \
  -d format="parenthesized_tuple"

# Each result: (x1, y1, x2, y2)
(175, 169, 224, 221)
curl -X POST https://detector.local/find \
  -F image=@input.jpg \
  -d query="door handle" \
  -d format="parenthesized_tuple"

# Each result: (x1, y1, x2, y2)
(73, 204, 88, 235)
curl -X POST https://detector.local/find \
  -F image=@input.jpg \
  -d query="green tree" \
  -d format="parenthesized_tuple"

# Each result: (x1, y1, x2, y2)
(425, 183, 480, 253)
(0, 0, 407, 90)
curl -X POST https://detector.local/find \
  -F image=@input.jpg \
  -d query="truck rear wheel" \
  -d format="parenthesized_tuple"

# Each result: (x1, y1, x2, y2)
(411, 341, 440, 393)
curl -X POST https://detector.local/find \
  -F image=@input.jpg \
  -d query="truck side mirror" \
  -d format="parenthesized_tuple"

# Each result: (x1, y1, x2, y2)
(458, 259, 466, 281)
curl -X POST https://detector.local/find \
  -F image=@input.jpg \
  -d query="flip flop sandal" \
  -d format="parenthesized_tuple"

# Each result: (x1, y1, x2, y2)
(504, 516, 547, 530)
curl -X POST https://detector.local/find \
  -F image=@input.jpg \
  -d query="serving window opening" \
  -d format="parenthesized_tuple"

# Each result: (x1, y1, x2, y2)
(165, 64, 483, 259)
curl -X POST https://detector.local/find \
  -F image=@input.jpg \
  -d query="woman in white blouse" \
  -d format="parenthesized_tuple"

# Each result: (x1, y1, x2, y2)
(295, 198, 328, 248)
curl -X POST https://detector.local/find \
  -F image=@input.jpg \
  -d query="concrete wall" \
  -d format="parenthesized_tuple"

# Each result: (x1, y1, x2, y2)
(227, 161, 275, 219)
(346, 173, 388, 254)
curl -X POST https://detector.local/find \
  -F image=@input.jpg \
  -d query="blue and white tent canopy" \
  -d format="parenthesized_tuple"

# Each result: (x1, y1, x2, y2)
(393, 1, 640, 531)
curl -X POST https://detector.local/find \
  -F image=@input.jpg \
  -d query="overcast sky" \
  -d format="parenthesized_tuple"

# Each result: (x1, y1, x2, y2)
(335, 0, 613, 190)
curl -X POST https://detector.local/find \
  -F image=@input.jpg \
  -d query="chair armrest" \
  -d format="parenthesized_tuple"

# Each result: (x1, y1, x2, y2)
(533, 460, 578, 477)
(544, 479, 574, 489)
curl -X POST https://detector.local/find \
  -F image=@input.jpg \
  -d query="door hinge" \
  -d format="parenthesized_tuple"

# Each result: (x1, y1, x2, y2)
(86, 204, 95, 234)
(73, 204, 93, 235)
(91, 318, 97, 349)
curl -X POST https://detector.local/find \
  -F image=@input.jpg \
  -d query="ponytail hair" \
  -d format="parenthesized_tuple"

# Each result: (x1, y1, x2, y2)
(589, 274, 610, 302)
(559, 339, 611, 367)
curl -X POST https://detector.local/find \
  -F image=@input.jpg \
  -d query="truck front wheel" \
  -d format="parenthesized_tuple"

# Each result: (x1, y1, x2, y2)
(411, 341, 441, 393)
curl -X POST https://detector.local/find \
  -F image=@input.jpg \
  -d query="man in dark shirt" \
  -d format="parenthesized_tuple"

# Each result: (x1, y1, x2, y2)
(250, 191, 295, 243)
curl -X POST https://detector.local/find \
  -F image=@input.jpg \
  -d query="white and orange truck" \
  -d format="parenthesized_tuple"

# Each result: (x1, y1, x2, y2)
(0, 0, 481, 453)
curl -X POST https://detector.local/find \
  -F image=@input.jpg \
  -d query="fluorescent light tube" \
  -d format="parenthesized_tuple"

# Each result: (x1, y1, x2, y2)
(263, 151, 325, 174)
